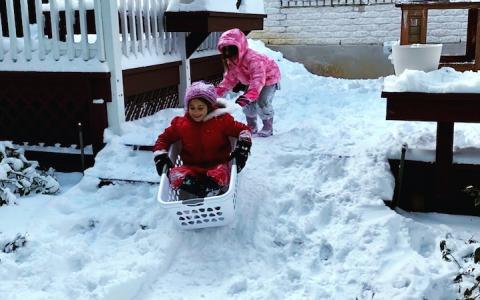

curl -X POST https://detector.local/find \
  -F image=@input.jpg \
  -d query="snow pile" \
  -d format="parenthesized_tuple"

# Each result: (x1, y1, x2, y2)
(383, 67, 480, 93)
(1, 39, 480, 299)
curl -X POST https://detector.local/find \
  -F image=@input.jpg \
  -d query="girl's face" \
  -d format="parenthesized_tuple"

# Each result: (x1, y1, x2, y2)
(188, 98, 209, 122)
(222, 45, 238, 61)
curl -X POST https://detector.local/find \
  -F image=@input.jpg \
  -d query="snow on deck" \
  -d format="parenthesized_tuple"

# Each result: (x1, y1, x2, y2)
(166, 0, 265, 14)
(383, 67, 480, 93)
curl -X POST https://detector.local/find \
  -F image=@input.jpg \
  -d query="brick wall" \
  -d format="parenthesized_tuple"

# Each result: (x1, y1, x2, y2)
(250, 0, 468, 45)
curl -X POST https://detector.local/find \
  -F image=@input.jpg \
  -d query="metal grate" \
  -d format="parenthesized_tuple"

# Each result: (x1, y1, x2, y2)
(280, 0, 394, 7)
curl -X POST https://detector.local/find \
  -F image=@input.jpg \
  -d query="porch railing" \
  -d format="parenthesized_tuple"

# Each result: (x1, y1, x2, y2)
(0, 0, 106, 65)
(0, 0, 219, 71)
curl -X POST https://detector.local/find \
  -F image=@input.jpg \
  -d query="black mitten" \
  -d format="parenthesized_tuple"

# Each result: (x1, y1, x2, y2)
(154, 153, 173, 176)
(229, 139, 252, 173)
(232, 83, 248, 93)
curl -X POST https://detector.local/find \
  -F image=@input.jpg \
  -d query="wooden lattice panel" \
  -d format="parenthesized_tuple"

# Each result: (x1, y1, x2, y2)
(125, 85, 179, 121)
(201, 76, 223, 86)
(0, 73, 108, 153)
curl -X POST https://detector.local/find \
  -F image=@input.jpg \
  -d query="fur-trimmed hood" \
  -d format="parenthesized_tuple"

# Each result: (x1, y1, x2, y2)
(202, 98, 236, 122)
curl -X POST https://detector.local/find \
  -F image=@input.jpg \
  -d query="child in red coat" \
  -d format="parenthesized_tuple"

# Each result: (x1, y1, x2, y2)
(153, 81, 252, 197)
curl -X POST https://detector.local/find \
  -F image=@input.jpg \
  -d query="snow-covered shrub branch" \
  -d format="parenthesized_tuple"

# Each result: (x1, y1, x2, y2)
(464, 186, 480, 208)
(440, 237, 480, 299)
(0, 142, 60, 205)
(2, 233, 28, 254)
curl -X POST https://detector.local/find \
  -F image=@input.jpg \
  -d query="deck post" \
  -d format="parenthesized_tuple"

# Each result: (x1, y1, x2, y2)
(101, 0, 125, 135)
(178, 32, 191, 108)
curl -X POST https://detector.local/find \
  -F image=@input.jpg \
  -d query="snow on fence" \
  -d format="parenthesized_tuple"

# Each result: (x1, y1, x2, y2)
(0, 0, 105, 64)
(0, 0, 219, 71)
(118, 0, 178, 58)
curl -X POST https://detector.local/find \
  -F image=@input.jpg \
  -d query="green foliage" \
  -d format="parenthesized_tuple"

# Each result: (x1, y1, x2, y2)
(0, 142, 60, 206)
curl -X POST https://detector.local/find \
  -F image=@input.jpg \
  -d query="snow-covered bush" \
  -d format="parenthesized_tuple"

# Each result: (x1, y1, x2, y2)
(464, 185, 480, 208)
(0, 142, 60, 205)
(440, 237, 480, 299)
(2, 233, 28, 253)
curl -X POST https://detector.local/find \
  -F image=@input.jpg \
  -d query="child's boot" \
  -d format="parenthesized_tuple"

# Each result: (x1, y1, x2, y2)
(202, 176, 223, 197)
(179, 175, 206, 197)
(246, 117, 258, 134)
(257, 118, 273, 137)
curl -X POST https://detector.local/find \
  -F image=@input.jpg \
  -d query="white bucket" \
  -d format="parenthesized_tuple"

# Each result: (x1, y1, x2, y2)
(391, 44, 443, 75)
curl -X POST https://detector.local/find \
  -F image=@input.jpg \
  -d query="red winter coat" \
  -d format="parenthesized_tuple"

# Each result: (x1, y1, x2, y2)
(153, 107, 250, 169)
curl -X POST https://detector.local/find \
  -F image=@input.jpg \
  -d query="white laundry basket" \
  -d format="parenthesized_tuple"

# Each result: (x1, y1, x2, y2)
(157, 140, 238, 230)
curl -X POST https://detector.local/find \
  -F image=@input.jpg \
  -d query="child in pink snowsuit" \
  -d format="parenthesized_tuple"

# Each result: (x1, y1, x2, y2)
(215, 28, 281, 137)
(153, 81, 252, 198)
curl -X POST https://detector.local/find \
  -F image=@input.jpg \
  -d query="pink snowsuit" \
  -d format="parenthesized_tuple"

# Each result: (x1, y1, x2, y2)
(215, 29, 281, 101)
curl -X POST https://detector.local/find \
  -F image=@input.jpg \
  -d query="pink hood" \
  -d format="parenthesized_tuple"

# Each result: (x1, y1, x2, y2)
(217, 28, 250, 63)
(215, 29, 280, 101)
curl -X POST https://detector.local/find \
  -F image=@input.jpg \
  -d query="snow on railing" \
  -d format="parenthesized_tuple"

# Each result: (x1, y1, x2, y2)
(0, 0, 177, 70)
(0, 0, 105, 65)
(118, 0, 178, 58)
(0, 0, 107, 71)
(0, 0, 220, 71)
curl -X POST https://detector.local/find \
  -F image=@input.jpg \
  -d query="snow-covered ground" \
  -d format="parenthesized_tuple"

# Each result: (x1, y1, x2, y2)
(1, 40, 480, 300)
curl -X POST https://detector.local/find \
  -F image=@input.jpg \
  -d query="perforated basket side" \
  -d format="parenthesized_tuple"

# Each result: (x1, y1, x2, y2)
(156, 140, 239, 229)
(174, 195, 235, 228)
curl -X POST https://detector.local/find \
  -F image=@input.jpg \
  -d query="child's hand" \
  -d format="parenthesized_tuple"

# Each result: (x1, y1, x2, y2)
(235, 95, 251, 107)
(154, 153, 173, 176)
(229, 139, 252, 173)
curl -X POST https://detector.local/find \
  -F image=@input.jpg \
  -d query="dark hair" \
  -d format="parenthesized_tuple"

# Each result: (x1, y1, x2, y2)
(221, 45, 238, 71)
(221, 45, 238, 59)
(188, 97, 216, 112)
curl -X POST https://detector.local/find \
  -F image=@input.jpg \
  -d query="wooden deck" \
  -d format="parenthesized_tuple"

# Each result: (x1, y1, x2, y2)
(0, 1, 266, 171)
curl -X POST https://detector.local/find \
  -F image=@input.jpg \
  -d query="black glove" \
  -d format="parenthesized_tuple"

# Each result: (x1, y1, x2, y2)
(154, 153, 173, 176)
(232, 83, 248, 93)
(229, 139, 252, 173)
(235, 95, 251, 107)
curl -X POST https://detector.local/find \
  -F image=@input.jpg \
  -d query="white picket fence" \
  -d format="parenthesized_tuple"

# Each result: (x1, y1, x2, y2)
(0, 0, 219, 70)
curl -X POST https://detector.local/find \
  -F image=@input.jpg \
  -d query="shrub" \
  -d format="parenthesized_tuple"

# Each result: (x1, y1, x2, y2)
(440, 237, 480, 299)
(0, 142, 60, 206)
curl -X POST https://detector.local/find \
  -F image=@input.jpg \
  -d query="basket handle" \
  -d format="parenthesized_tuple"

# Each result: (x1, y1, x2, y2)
(162, 164, 170, 175)
(182, 198, 205, 206)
